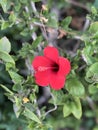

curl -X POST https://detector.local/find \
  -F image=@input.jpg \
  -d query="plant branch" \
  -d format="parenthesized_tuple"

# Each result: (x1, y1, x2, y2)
(65, 0, 90, 12)
(34, 99, 41, 117)
(45, 93, 57, 116)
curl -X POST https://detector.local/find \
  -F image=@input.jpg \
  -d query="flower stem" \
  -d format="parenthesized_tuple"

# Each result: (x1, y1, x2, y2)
(45, 92, 57, 116)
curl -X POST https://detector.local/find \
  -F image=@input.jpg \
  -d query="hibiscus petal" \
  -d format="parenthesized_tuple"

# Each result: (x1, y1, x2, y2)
(32, 56, 52, 71)
(44, 46, 59, 63)
(35, 70, 50, 86)
(49, 74, 65, 90)
(58, 57, 71, 76)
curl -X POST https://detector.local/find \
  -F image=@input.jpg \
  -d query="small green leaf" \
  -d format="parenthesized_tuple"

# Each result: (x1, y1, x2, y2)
(9, 12, 17, 23)
(0, 0, 11, 12)
(94, 0, 98, 8)
(47, 13, 58, 28)
(1, 21, 10, 30)
(13, 96, 22, 118)
(12, 84, 22, 92)
(0, 51, 15, 65)
(8, 71, 23, 84)
(71, 97, 82, 119)
(0, 0, 7, 12)
(6, 62, 15, 71)
(23, 107, 41, 124)
(30, 93, 36, 103)
(51, 90, 64, 105)
(82, 46, 94, 65)
(61, 16, 72, 30)
(14, 2, 21, 11)
(89, 84, 98, 94)
(87, 62, 98, 76)
(13, 103, 22, 118)
(86, 62, 98, 82)
(20, 28, 30, 37)
(89, 22, 98, 33)
(0, 37, 11, 53)
(32, 36, 42, 49)
(66, 78, 85, 97)
(91, 6, 97, 15)
(63, 101, 71, 117)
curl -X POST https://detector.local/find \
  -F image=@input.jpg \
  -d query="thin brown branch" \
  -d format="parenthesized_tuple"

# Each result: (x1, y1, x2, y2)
(65, 0, 90, 12)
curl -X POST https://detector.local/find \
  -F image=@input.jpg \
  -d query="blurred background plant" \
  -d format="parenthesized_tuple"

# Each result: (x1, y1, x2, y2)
(0, 0, 98, 130)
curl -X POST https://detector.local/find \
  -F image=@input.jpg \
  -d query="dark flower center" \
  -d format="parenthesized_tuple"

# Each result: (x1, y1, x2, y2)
(52, 63, 59, 72)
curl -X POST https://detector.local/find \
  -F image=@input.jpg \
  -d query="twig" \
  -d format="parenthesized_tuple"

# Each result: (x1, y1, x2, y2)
(34, 99, 41, 117)
(65, 0, 90, 12)
(30, 2, 42, 51)
(45, 93, 57, 116)
(73, 39, 80, 52)
(86, 96, 95, 110)
(31, 1, 38, 16)
(33, 21, 46, 27)
(38, 87, 50, 107)
(78, 64, 86, 71)
(82, 18, 90, 31)
(25, 57, 34, 75)
(25, 6, 37, 40)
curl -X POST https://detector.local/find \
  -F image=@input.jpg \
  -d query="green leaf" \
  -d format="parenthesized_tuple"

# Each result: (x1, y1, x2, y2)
(0, 37, 11, 53)
(32, 36, 42, 49)
(14, 2, 21, 11)
(20, 28, 30, 37)
(94, 0, 98, 8)
(12, 84, 22, 92)
(30, 93, 36, 103)
(89, 84, 98, 94)
(0, 0, 11, 12)
(71, 97, 82, 119)
(23, 107, 41, 124)
(89, 22, 98, 33)
(13, 96, 22, 118)
(8, 71, 23, 84)
(6, 62, 15, 71)
(87, 62, 98, 76)
(50, 90, 64, 105)
(66, 78, 85, 97)
(63, 96, 82, 119)
(82, 46, 94, 65)
(18, 43, 31, 58)
(86, 62, 98, 82)
(91, 6, 97, 15)
(61, 16, 72, 30)
(47, 13, 58, 28)
(1, 21, 10, 30)
(0, 51, 15, 65)
(0, 0, 7, 12)
(63, 101, 71, 117)
(9, 12, 17, 23)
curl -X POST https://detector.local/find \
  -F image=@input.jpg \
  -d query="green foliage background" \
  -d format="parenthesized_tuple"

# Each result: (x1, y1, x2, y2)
(0, 0, 98, 130)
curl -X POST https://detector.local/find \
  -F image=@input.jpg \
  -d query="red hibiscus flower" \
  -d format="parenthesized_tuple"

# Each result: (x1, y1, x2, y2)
(32, 46, 71, 90)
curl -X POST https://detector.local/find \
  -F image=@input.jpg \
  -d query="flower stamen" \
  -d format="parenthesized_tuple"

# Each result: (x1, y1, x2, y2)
(38, 66, 59, 72)
(38, 66, 49, 71)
